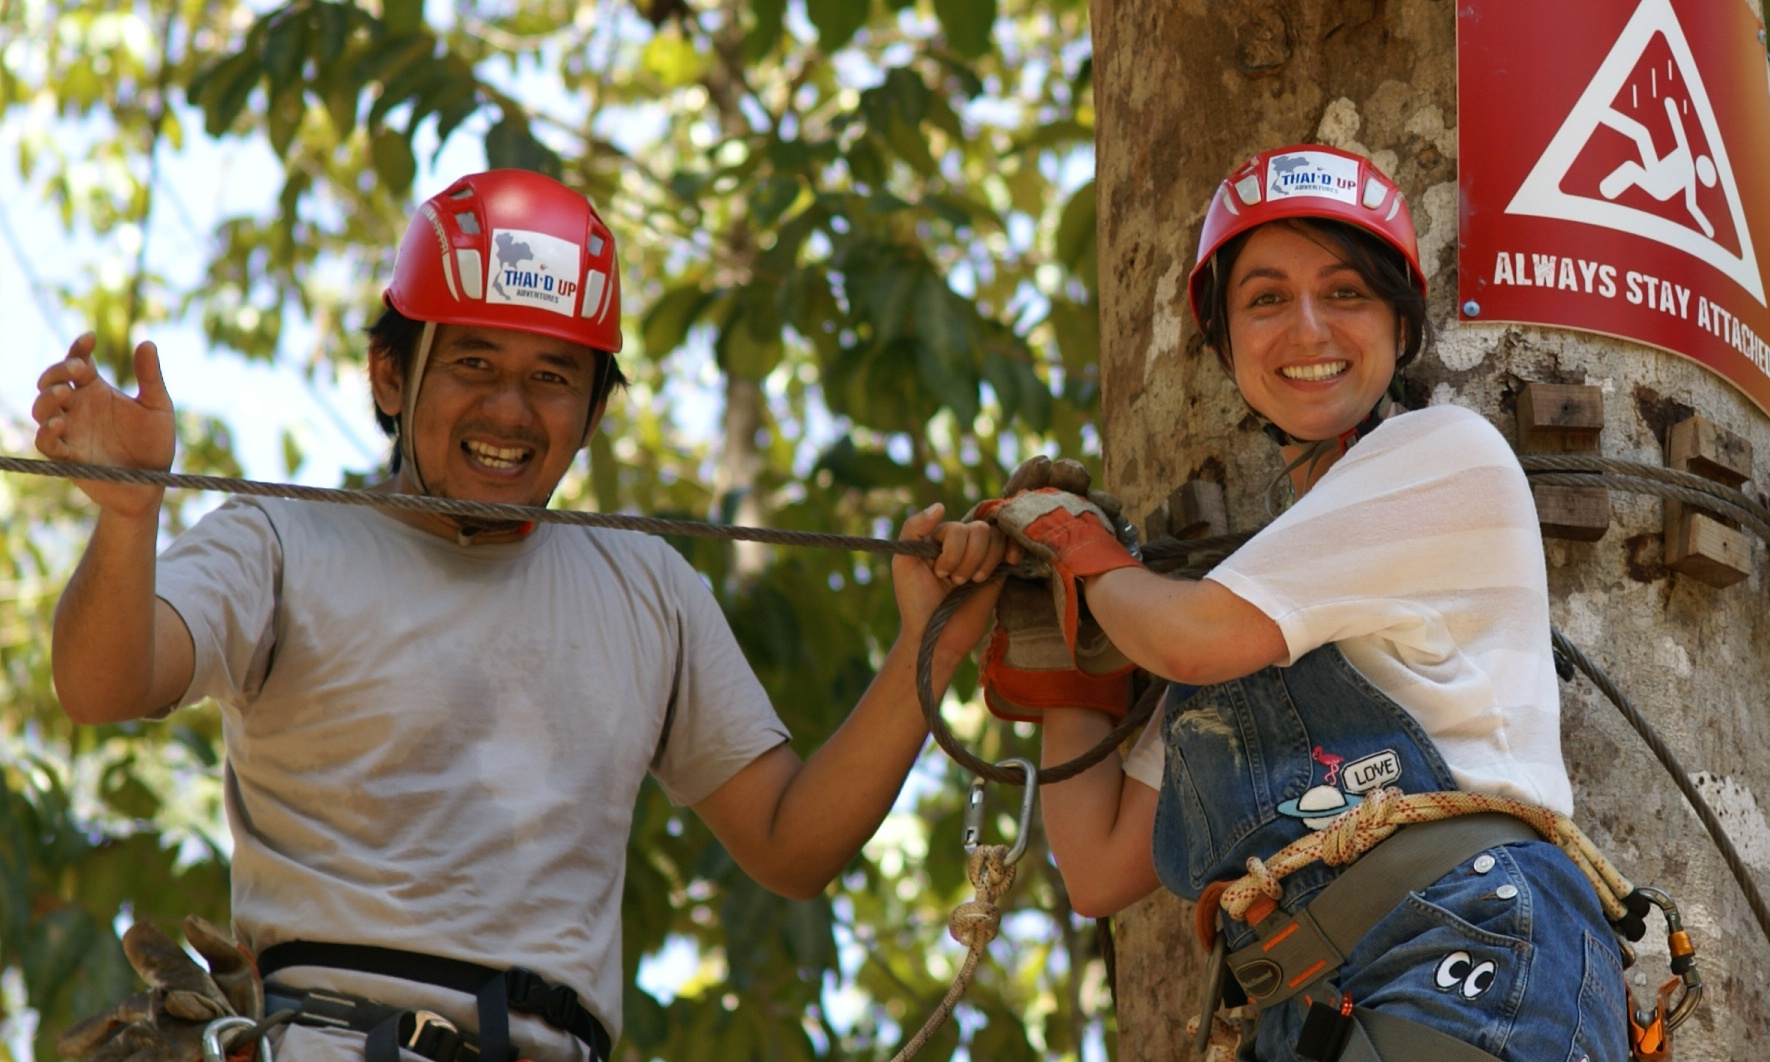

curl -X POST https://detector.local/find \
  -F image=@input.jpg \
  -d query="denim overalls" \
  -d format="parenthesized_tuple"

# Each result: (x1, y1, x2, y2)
(1153, 645, 1630, 1062)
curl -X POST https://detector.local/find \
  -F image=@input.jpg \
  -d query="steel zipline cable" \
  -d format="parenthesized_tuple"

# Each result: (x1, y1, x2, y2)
(4, 450, 1769, 951)
(0, 456, 941, 557)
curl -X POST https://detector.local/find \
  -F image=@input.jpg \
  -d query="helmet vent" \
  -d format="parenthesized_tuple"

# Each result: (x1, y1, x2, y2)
(1234, 174, 1262, 206)
(448, 187, 473, 200)
(455, 212, 481, 235)
(588, 235, 605, 257)
(1362, 178, 1387, 210)
(456, 250, 484, 300)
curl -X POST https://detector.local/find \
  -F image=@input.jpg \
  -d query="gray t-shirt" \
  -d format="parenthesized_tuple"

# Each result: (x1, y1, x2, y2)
(157, 496, 789, 1058)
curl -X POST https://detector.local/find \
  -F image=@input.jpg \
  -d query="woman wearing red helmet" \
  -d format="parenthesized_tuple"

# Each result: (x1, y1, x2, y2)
(954, 145, 1629, 1060)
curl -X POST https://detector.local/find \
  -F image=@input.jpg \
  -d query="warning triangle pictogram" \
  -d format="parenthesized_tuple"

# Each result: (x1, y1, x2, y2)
(1506, 0, 1764, 305)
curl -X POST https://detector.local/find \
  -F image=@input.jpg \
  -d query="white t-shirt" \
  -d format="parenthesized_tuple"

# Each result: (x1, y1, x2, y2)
(156, 497, 790, 1059)
(1124, 405, 1572, 815)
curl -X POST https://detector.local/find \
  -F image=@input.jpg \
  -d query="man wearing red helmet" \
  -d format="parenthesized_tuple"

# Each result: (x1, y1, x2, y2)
(33, 170, 1004, 1062)
(944, 146, 1629, 1060)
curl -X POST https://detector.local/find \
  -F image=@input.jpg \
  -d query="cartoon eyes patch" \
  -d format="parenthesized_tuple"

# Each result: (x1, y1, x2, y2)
(1434, 950, 1498, 999)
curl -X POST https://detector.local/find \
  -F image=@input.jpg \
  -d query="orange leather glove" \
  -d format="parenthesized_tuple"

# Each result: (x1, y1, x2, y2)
(969, 457, 1140, 721)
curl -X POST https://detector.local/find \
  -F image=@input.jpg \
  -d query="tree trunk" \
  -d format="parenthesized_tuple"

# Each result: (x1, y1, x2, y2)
(1089, 1, 1770, 1057)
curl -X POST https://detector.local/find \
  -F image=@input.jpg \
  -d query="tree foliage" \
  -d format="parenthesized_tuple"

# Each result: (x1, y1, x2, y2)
(0, 1, 1109, 1058)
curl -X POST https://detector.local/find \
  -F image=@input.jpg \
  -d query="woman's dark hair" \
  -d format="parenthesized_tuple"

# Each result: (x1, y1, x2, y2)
(365, 305, 629, 441)
(1193, 217, 1431, 375)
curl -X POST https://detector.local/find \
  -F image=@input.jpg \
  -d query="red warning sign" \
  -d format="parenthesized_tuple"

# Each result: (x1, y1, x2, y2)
(1459, 0, 1770, 415)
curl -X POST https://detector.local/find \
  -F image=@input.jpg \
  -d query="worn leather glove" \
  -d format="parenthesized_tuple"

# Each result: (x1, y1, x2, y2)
(981, 577, 1134, 721)
(969, 457, 1138, 722)
(58, 916, 263, 1062)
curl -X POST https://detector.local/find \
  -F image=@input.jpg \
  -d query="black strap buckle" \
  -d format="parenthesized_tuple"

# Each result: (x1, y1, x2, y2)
(506, 967, 579, 1030)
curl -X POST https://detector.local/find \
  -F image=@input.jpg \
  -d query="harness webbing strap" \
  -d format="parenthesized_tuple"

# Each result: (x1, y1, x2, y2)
(1338, 1006, 1505, 1062)
(258, 940, 611, 1062)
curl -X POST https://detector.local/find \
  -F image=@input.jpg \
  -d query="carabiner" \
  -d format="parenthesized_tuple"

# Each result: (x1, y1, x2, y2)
(961, 757, 1038, 867)
(1619, 885, 1703, 1059)
(202, 1015, 275, 1062)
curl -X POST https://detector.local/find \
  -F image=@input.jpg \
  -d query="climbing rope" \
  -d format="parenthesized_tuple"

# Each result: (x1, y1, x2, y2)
(888, 844, 1020, 1060)
(1214, 786, 1635, 923)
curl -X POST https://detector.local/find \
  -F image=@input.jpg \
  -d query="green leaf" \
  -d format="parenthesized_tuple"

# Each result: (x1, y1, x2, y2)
(715, 289, 784, 382)
(99, 761, 161, 820)
(192, 52, 262, 137)
(484, 117, 562, 178)
(1047, 297, 1100, 374)
(983, 346, 1052, 432)
(281, 428, 306, 477)
(312, 1, 355, 66)
(642, 29, 707, 88)
(641, 283, 712, 358)
(1055, 180, 1098, 292)
(917, 338, 978, 423)
(844, 136, 885, 187)
(383, 0, 425, 35)
(805, 0, 870, 53)
(261, 8, 310, 99)
(266, 86, 305, 158)
(915, 270, 969, 359)
(744, 0, 786, 61)
(751, 175, 800, 225)
(934, 0, 997, 59)
(814, 438, 917, 490)
(371, 128, 416, 194)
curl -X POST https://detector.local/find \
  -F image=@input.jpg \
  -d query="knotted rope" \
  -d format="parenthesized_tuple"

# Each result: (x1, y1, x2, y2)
(888, 845, 1017, 1062)
(1218, 786, 1635, 924)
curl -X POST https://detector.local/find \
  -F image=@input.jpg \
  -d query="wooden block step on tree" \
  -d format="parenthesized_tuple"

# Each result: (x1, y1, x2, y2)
(1515, 382, 1610, 542)
(1664, 415, 1754, 589)
(1144, 480, 1227, 542)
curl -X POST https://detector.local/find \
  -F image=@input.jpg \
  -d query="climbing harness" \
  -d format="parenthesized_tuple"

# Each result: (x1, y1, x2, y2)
(245, 941, 613, 1062)
(888, 758, 1036, 1062)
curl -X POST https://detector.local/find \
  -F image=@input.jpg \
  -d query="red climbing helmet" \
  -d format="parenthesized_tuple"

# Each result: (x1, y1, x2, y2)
(1186, 144, 1424, 333)
(386, 169, 623, 354)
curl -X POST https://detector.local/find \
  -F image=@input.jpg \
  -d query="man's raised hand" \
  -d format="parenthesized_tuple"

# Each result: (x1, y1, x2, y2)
(33, 333, 176, 519)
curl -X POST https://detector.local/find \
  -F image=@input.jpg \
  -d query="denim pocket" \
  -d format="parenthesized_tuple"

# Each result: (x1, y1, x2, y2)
(1562, 930, 1629, 1062)
(1338, 848, 1534, 1057)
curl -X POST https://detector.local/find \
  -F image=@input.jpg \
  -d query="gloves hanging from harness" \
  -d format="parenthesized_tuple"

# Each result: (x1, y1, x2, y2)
(58, 916, 264, 1062)
(969, 457, 1139, 722)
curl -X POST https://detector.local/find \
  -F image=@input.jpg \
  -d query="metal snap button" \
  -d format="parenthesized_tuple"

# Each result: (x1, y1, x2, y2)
(1472, 854, 1496, 874)
(1495, 883, 1519, 900)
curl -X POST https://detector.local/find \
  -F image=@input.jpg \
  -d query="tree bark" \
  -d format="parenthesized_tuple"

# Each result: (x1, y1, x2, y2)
(1090, 1, 1770, 1057)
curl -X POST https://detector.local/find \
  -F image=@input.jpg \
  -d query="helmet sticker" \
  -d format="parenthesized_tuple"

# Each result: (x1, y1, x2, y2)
(488, 228, 583, 317)
(1265, 151, 1362, 206)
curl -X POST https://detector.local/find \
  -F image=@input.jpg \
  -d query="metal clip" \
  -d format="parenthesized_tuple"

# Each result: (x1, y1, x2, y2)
(408, 1010, 458, 1048)
(961, 757, 1038, 867)
(1621, 885, 1703, 1059)
(202, 1016, 275, 1062)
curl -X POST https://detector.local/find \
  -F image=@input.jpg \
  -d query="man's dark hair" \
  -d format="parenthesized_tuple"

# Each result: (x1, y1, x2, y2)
(366, 304, 629, 444)
(1194, 217, 1431, 374)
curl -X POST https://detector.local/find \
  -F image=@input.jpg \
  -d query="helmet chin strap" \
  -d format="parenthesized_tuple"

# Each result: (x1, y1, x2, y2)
(394, 319, 530, 547)
(1261, 384, 1398, 517)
